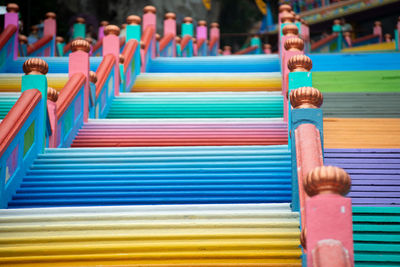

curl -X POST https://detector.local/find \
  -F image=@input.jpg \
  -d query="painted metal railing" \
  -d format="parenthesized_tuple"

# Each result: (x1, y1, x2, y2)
(95, 54, 115, 118)
(159, 33, 175, 57)
(0, 25, 17, 72)
(121, 39, 140, 92)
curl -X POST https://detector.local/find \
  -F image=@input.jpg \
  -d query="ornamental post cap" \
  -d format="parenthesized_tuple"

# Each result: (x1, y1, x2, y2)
(56, 36, 64, 43)
(155, 33, 161, 41)
(289, 87, 323, 109)
(71, 39, 91, 53)
(126, 15, 141, 25)
(218, 49, 223, 54)
(100, 20, 109, 26)
(165, 12, 176, 20)
(284, 37, 304, 51)
(333, 19, 341, 25)
(210, 22, 219, 28)
(264, 44, 271, 49)
(76, 17, 85, 24)
(374, 21, 381, 26)
(290, 10, 296, 16)
(119, 54, 125, 64)
(281, 13, 295, 24)
(104, 25, 120, 36)
(224, 45, 231, 50)
(89, 71, 97, 84)
(45, 12, 56, 19)
(6, 3, 19, 12)
(183, 17, 193, 23)
(18, 34, 28, 44)
(175, 36, 181, 43)
(198, 20, 207, 26)
(282, 23, 298, 36)
(143, 5, 156, 14)
(287, 54, 312, 72)
(279, 4, 292, 13)
(23, 58, 49, 75)
(295, 15, 301, 22)
(47, 87, 58, 102)
(385, 33, 391, 41)
(304, 166, 351, 197)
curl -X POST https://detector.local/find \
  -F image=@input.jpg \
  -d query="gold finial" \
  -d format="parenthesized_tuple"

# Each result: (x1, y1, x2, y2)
(23, 58, 49, 75)
(45, 12, 56, 19)
(183, 17, 193, 23)
(295, 15, 301, 22)
(126, 15, 141, 25)
(304, 166, 351, 197)
(284, 37, 304, 51)
(104, 25, 120, 36)
(100, 20, 109, 27)
(300, 228, 306, 249)
(76, 17, 85, 24)
(143, 5, 156, 14)
(374, 21, 381, 27)
(71, 39, 91, 53)
(279, 4, 292, 13)
(119, 54, 125, 64)
(89, 71, 97, 84)
(289, 87, 323, 109)
(47, 87, 58, 102)
(198, 20, 207, 26)
(385, 33, 391, 42)
(264, 44, 271, 49)
(155, 33, 161, 41)
(333, 19, 341, 25)
(18, 34, 28, 44)
(210, 22, 219, 28)
(56, 36, 64, 43)
(282, 24, 298, 36)
(6, 3, 19, 13)
(287, 54, 312, 72)
(175, 36, 181, 43)
(224, 45, 231, 51)
(281, 13, 295, 24)
(165, 12, 176, 20)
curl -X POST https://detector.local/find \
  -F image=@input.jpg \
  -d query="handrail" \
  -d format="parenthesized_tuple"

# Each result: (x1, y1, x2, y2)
(311, 33, 338, 50)
(141, 26, 155, 55)
(121, 39, 138, 72)
(352, 33, 380, 45)
(56, 73, 85, 119)
(159, 33, 174, 52)
(92, 39, 103, 54)
(0, 89, 42, 158)
(180, 35, 192, 51)
(197, 38, 206, 49)
(0, 24, 17, 51)
(233, 45, 258, 55)
(209, 36, 218, 51)
(27, 35, 53, 55)
(95, 54, 115, 98)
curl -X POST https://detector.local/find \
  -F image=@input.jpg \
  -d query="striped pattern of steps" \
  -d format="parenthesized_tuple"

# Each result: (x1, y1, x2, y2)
(323, 93, 400, 118)
(0, 93, 19, 119)
(324, 149, 400, 206)
(147, 55, 280, 73)
(323, 118, 400, 148)
(106, 92, 283, 119)
(8, 145, 292, 208)
(0, 204, 302, 266)
(131, 73, 281, 92)
(72, 119, 287, 147)
(353, 206, 400, 266)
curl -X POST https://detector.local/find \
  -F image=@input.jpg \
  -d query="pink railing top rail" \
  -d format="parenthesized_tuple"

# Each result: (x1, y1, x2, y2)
(27, 35, 52, 55)
(56, 73, 86, 119)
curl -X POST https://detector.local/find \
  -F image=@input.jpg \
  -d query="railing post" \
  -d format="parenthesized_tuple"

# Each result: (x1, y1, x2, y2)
(279, 9, 295, 55)
(209, 22, 220, 56)
(278, 4, 292, 53)
(300, 19, 310, 53)
(126, 15, 141, 74)
(223, 45, 231, 55)
(103, 25, 121, 96)
(332, 19, 342, 51)
(304, 166, 354, 267)
(373, 21, 383, 43)
(98, 21, 109, 42)
(164, 12, 177, 57)
(250, 34, 262, 54)
(21, 58, 49, 152)
(73, 17, 86, 39)
(69, 39, 90, 122)
(47, 87, 58, 148)
(4, 3, 19, 60)
(56, 37, 65, 56)
(43, 12, 57, 56)
(263, 44, 272, 54)
(182, 17, 194, 37)
(143, 5, 157, 59)
(196, 20, 207, 56)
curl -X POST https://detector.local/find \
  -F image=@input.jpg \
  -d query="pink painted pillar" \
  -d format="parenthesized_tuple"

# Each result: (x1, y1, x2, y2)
(196, 21, 208, 40)
(143, 5, 157, 59)
(103, 26, 121, 96)
(164, 13, 177, 57)
(98, 21, 109, 41)
(373, 21, 382, 43)
(47, 100, 57, 147)
(43, 12, 57, 56)
(69, 42, 90, 122)
(210, 23, 220, 52)
(264, 44, 272, 54)
(223, 46, 231, 55)
(4, 4, 19, 60)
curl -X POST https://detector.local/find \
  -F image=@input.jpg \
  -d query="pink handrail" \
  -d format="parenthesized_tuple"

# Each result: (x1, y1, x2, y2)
(159, 33, 174, 52)
(27, 35, 52, 55)
(56, 73, 86, 119)
(233, 45, 258, 55)
(180, 35, 192, 51)
(95, 54, 114, 98)
(311, 33, 338, 51)
(121, 39, 139, 72)
(0, 24, 17, 51)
